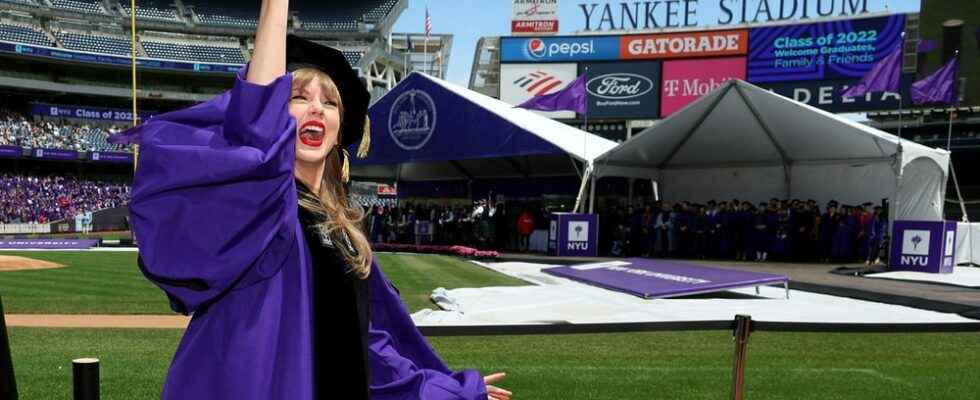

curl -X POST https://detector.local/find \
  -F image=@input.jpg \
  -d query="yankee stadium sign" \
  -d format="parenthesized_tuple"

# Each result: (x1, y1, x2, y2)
(580, 0, 879, 30)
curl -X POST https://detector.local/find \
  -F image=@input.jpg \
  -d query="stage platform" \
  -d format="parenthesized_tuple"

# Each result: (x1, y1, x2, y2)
(499, 253, 980, 313)
(542, 259, 789, 299)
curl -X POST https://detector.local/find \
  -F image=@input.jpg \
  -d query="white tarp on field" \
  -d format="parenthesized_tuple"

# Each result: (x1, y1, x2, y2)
(411, 261, 975, 326)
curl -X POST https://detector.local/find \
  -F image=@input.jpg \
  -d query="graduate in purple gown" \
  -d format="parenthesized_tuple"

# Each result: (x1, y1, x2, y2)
(819, 201, 839, 263)
(865, 206, 886, 265)
(110, 1, 510, 399)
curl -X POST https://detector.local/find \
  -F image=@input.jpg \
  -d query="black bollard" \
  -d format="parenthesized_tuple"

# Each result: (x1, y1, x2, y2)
(730, 315, 752, 400)
(0, 295, 17, 400)
(73, 358, 100, 400)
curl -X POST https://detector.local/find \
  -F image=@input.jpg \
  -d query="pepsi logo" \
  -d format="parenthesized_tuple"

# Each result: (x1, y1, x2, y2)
(527, 39, 546, 58)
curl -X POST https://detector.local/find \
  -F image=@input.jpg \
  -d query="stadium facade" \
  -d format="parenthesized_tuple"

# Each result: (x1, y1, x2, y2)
(469, 0, 980, 219)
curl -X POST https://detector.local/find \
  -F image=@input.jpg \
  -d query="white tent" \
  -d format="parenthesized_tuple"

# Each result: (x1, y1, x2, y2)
(591, 79, 950, 222)
(353, 72, 617, 181)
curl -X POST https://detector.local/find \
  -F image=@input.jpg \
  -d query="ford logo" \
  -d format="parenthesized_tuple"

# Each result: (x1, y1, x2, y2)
(586, 73, 653, 100)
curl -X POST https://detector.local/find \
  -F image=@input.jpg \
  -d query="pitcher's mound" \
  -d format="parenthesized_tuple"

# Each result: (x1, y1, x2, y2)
(0, 255, 66, 271)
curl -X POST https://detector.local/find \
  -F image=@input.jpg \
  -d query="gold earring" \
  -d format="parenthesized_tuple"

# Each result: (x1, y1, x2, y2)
(341, 149, 351, 183)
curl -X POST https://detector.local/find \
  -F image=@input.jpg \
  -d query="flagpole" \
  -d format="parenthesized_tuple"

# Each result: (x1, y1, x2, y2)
(583, 65, 590, 214)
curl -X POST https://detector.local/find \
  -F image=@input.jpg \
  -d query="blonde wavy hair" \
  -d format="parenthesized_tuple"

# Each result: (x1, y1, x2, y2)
(292, 67, 372, 279)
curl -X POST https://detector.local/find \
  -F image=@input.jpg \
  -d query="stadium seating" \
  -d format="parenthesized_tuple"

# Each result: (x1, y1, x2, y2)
(363, 0, 399, 22)
(0, 173, 131, 224)
(0, 110, 131, 153)
(141, 37, 245, 64)
(300, 18, 358, 32)
(120, 3, 183, 24)
(0, 22, 55, 47)
(191, 7, 258, 28)
(49, 0, 106, 15)
(342, 51, 363, 66)
(55, 31, 133, 56)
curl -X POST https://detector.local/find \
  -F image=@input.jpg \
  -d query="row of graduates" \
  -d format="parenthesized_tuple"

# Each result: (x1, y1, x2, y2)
(603, 198, 889, 264)
(366, 201, 548, 251)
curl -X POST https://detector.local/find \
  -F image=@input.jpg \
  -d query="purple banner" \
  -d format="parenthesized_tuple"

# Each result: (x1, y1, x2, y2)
(32, 103, 156, 122)
(549, 213, 598, 257)
(543, 258, 788, 299)
(32, 148, 78, 160)
(88, 151, 134, 163)
(890, 220, 957, 274)
(0, 145, 22, 158)
(0, 239, 99, 249)
(748, 14, 906, 83)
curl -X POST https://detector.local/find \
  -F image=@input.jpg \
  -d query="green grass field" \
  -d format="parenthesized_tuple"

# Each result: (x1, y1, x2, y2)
(8, 327, 980, 400)
(0, 251, 525, 314)
(3, 251, 980, 399)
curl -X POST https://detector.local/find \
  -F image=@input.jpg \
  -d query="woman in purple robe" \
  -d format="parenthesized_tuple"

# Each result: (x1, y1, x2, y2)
(110, 0, 510, 399)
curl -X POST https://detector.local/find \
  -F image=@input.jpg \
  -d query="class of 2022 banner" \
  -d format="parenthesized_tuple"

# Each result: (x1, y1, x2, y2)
(747, 14, 905, 83)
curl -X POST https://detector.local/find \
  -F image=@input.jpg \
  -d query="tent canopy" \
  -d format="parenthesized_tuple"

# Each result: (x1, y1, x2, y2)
(593, 79, 950, 221)
(350, 72, 616, 181)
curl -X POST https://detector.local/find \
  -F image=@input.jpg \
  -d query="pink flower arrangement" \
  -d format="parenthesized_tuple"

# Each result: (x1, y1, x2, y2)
(372, 243, 499, 259)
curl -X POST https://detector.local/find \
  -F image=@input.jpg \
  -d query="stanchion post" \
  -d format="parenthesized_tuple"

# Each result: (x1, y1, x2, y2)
(731, 314, 753, 400)
(73, 358, 100, 400)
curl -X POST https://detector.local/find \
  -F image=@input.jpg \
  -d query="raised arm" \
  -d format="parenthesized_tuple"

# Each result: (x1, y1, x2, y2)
(247, 0, 288, 85)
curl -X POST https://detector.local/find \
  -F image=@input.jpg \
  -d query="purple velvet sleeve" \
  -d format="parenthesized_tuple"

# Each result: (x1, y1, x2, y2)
(368, 261, 488, 400)
(112, 68, 299, 314)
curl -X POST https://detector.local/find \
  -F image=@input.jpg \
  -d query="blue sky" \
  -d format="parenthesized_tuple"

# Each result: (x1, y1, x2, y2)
(393, 0, 921, 86)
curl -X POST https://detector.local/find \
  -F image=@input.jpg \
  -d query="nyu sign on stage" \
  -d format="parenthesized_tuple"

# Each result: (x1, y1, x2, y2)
(549, 213, 599, 257)
(890, 221, 957, 274)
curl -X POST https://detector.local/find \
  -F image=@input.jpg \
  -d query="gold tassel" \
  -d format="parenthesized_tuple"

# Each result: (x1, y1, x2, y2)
(357, 115, 371, 158)
(341, 148, 351, 183)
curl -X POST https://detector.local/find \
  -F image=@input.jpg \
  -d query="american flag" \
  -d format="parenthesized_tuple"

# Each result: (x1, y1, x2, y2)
(424, 6, 431, 37)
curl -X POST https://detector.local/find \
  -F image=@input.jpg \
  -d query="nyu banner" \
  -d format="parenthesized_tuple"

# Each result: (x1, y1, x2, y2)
(0, 239, 99, 249)
(580, 61, 661, 119)
(88, 151, 134, 163)
(747, 14, 906, 83)
(501, 36, 621, 62)
(32, 148, 78, 160)
(0, 146, 21, 158)
(32, 103, 156, 123)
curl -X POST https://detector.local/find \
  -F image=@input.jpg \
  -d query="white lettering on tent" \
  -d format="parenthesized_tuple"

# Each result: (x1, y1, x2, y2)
(605, 266, 711, 285)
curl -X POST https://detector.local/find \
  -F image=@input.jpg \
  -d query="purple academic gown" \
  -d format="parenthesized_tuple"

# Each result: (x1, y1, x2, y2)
(112, 67, 487, 400)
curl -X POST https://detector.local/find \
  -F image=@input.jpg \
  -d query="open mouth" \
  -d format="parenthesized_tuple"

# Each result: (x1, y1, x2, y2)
(299, 120, 326, 147)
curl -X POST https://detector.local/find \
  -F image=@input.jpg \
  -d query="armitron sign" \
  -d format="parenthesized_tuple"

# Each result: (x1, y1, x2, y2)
(513, 0, 559, 35)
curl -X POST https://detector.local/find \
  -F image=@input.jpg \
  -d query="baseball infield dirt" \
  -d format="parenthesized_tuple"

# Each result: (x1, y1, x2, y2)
(0, 255, 66, 272)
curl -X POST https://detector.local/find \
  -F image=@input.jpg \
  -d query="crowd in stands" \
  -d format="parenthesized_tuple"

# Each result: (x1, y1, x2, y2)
(0, 110, 131, 152)
(0, 173, 131, 224)
(599, 198, 889, 265)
